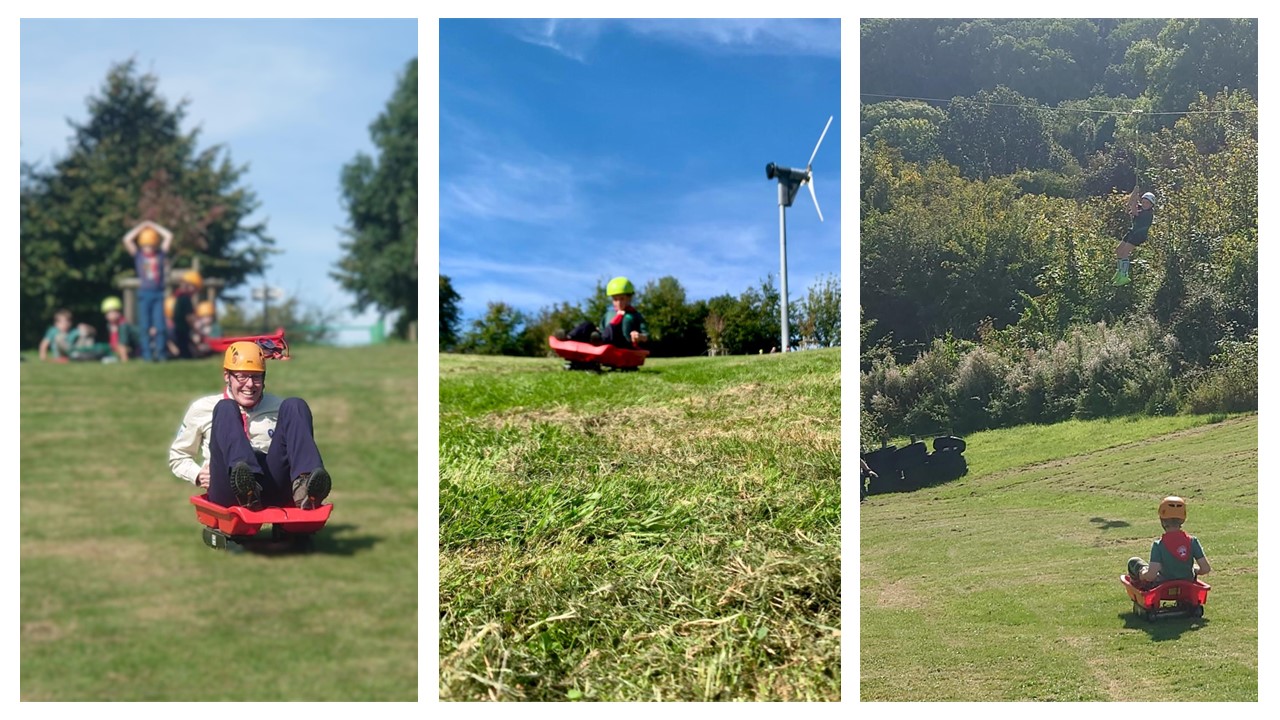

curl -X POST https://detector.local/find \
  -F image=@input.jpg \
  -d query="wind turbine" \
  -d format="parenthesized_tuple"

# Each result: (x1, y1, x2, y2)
(766, 115, 832, 353)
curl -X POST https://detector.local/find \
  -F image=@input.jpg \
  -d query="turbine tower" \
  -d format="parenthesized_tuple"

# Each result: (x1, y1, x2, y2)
(765, 115, 831, 353)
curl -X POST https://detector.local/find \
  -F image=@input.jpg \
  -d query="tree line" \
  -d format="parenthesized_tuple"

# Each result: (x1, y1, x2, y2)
(440, 273, 841, 357)
(860, 18, 1257, 445)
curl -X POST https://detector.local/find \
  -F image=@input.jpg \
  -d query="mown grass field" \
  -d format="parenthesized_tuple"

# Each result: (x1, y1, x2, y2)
(439, 350, 841, 701)
(20, 344, 417, 701)
(861, 413, 1258, 701)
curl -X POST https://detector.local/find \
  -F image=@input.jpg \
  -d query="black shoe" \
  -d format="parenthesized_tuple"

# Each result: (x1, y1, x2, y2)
(552, 329, 568, 341)
(230, 461, 264, 511)
(293, 468, 331, 510)
(589, 331, 602, 345)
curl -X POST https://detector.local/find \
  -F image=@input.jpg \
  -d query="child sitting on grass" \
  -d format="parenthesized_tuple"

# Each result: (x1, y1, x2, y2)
(1127, 495, 1212, 588)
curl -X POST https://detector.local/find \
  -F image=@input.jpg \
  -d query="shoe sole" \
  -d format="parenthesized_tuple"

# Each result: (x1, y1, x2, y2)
(230, 462, 263, 510)
(300, 468, 331, 510)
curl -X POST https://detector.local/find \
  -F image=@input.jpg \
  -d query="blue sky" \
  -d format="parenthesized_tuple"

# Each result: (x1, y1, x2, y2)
(19, 18, 418, 345)
(439, 19, 841, 324)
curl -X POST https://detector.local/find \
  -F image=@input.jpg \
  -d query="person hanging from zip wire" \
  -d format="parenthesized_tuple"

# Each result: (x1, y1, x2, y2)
(1113, 190, 1156, 286)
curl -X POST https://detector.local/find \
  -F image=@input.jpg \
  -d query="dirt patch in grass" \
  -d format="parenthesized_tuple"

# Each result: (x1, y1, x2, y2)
(22, 619, 75, 644)
(874, 578, 929, 610)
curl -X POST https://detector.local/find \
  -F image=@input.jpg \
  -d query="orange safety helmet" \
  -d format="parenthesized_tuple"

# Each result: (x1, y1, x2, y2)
(182, 270, 203, 289)
(164, 296, 176, 320)
(138, 227, 160, 247)
(223, 341, 266, 373)
(196, 300, 216, 318)
(1158, 496, 1187, 521)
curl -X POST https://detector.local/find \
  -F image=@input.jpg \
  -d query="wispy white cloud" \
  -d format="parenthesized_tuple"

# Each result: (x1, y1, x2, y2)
(623, 19, 840, 58)
(509, 18, 839, 63)
(510, 19, 606, 63)
(442, 153, 583, 227)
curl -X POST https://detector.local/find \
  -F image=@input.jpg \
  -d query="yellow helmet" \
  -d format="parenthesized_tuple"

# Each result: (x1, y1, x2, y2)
(223, 341, 266, 373)
(1159, 496, 1187, 521)
(164, 296, 176, 319)
(196, 301, 215, 318)
(101, 296, 122, 313)
(182, 270, 203, 289)
(138, 227, 159, 247)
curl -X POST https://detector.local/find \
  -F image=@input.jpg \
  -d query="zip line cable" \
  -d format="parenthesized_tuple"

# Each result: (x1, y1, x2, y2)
(860, 92, 1257, 117)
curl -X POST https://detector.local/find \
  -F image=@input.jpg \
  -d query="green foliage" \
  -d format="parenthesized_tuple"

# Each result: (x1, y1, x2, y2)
(796, 274, 840, 348)
(458, 301, 532, 356)
(862, 318, 1189, 436)
(20, 60, 273, 350)
(1179, 332, 1257, 414)
(520, 300, 581, 357)
(333, 58, 418, 338)
(1143, 20, 1257, 120)
(439, 274, 461, 350)
(940, 86, 1060, 179)
(636, 276, 707, 357)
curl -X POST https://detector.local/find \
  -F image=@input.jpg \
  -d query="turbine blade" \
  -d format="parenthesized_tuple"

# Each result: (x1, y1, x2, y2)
(808, 177, 823, 222)
(807, 115, 833, 169)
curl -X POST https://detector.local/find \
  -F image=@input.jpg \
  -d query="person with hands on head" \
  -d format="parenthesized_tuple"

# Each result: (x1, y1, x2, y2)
(122, 220, 174, 361)
(168, 341, 332, 511)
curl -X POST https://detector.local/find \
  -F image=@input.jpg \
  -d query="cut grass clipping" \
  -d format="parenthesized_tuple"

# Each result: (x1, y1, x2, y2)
(440, 350, 841, 701)
(20, 344, 417, 701)
(861, 413, 1257, 701)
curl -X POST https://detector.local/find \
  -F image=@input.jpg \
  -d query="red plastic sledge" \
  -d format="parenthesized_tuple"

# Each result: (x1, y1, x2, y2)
(548, 335, 649, 368)
(1120, 574, 1210, 621)
(191, 493, 332, 537)
(207, 328, 290, 360)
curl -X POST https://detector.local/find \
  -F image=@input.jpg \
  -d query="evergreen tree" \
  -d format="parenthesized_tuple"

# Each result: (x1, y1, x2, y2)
(20, 60, 273, 348)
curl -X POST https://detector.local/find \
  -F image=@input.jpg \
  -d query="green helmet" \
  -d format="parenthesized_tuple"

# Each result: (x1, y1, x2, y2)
(606, 276, 635, 296)
(101, 296, 123, 313)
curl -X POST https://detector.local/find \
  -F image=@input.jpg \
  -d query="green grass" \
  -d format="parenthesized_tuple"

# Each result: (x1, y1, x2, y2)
(20, 344, 417, 701)
(861, 413, 1257, 701)
(439, 350, 841, 701)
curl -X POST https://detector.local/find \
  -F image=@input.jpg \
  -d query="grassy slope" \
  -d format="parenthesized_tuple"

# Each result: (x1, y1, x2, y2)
(439, 350, 841, 701)
(861, 413, 1258, 701)
(20, 344, 418, 701)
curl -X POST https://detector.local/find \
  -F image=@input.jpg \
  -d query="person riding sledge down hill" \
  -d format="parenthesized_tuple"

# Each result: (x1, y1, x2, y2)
(168, 341, 332, 511)
(1126, 496, 1211, 589)
(554, 276, 650, 350)
(1114, 191, 1156, 286)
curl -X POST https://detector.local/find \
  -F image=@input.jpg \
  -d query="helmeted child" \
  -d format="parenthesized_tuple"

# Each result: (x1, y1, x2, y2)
(1114, 191, 1156, 286)
(122, 221, 174, 361)
(102, 296, 140, 363)
(192, 300, 221, 358)
(555, 276, 650, 349)
(1126, 495, 1212, 588)
(38, 309, 76, 362)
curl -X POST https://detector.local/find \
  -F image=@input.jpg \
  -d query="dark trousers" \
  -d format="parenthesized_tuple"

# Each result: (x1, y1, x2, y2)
(208, 397, 324, 508)
(568, 321, 632, 349)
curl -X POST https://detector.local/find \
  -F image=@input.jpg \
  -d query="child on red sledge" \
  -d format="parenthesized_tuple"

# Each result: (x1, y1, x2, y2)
(1126, 496, 1212, 588)
(554, 276, 650, 349)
